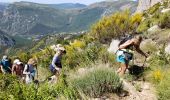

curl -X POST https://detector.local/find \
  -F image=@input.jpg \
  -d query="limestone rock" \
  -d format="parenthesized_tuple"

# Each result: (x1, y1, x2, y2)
(165, 43, 170, 54)
(136, 0, 163, 13)
(108, 39, 120, 53)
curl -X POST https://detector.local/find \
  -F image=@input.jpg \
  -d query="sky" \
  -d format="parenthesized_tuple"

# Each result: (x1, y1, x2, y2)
(0, 0, 108, 5)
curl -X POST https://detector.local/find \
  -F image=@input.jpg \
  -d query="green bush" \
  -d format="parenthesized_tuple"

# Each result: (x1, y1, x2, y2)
(157, 71, 170, 100)
(90, 10, 142, 43)
(63, 42, 115, 69)
(70, 67, 122, 98)
(159, 11, 170, 28)
(0, 74, 77, 100)
(137, 19, 150, 33)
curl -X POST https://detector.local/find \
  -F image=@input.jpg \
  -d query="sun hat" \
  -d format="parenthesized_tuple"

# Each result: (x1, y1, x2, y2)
(13, 59, 20, 64)
(53, 44, 65, 52)
(16, 61, 22, 65)
(3, 55, 8, 60)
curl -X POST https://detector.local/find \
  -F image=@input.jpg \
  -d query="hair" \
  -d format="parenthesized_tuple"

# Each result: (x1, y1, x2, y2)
(28, 58, 37, 65)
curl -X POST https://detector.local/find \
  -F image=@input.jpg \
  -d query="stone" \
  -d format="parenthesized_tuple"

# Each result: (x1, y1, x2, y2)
(165, 43, 170, 54)
(161, 8, 170, 13)
(147, 25, 160, 33)
(136, 0, 163, 13)
(108, 39, 120, 53)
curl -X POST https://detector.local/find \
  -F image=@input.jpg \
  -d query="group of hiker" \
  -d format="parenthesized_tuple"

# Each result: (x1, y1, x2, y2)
(0, 56, 38, 84)
(0, 34, 148, 84)
(0, 44, 66, 84)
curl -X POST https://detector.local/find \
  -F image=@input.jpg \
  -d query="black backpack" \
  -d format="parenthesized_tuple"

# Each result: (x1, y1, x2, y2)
(118, 35, 133, 46)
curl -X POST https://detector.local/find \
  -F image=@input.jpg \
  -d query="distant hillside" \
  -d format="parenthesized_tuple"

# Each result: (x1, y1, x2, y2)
(0, 3, 8, 11)
(0, 30, 15, 47)
(48, 3, 87, 9)
(0, 1, 137, 36)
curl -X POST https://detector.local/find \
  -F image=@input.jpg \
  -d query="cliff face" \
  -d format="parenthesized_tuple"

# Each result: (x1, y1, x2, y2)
(136, 0, 163, 12)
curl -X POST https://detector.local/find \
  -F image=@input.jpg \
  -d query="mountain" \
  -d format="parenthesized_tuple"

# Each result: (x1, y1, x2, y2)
(0, 30, 15, 47)
(0, 1, 69, 35)
(0, 0, 137, 36)
(48, 3, 87, 9)
(0, 3, 8, 12)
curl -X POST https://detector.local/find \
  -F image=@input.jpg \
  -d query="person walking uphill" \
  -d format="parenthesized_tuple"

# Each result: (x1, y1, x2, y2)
(12, 59, 24, 79)
(23, 58, 37, 84)
(0, 55, 12, 74)
(49, 44, 66, 82)
(116, 35, 148, 76)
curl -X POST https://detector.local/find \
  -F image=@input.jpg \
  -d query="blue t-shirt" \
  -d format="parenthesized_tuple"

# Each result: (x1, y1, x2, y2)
(0, 59, 11, 72)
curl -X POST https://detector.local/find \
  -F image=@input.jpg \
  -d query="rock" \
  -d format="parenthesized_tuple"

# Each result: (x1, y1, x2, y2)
(108, 39, 120, 53)
(136, 0, 163, 13)
(147, 25, 160, 33)
(165, 43, 170, 54)
(161, 8, 170, 13)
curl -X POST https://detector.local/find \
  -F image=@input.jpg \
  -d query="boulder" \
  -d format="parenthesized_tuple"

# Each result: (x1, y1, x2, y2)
(147, 25, 160, 33)
(161, 8, 170, 13)
(165, 43, 170, 54)
(108, 39, 120, 53)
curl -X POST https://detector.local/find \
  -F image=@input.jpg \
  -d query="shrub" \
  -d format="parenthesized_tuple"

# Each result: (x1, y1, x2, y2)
(159, 11, 170, 28)
(64, 42, 114, 69)
(157, 71, 170, 100)
(90, 10, 142, 43)
(0, 74, 77, 100)
(70, 67, 122, 98)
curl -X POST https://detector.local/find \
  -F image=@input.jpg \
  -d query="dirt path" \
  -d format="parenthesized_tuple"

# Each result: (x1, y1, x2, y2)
(120, 79, 157, 100)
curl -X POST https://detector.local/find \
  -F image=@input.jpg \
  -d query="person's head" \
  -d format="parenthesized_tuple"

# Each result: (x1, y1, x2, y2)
(134, 35, 143, 45)
(28, 58, 37, 66)
(2, 55, 8, 61)
(54, 44, 66, 55)
(13, 59, 22, 65)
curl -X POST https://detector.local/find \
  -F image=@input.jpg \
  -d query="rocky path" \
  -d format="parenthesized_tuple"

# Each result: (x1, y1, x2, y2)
(119, 79, 157, 100)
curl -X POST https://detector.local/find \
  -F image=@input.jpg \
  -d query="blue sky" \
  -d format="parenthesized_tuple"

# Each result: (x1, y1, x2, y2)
(0, 0, 108, 5)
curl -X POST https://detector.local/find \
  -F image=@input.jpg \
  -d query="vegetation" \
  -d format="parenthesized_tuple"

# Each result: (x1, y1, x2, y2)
(1, 0, 170, 99)
(70, 67, 122, 98)
(0, 74, 77, 100)
(90, 10, 142, 43)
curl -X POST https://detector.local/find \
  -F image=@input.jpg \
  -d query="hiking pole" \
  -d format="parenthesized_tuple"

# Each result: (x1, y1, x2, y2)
(142, 57, 147, 67)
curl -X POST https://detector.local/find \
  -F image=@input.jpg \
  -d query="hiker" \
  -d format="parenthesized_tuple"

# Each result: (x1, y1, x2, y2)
(23, 58, 37, 84)
(0, 55, 12, 74)
(12, 59, 24, 79)
(116, 35, 148, 76)
(49, 44, 66, 82)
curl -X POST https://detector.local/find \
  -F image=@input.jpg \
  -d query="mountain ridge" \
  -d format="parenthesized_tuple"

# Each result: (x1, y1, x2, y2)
(0, 1, 137, 36)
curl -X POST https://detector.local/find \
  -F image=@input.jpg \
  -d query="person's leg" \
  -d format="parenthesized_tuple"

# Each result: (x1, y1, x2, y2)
(119, 62, 128, 76)
(116, 63, 122, 73)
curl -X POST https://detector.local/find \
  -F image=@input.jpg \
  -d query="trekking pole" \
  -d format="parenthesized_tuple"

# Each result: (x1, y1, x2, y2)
(142, 57, 147, 67)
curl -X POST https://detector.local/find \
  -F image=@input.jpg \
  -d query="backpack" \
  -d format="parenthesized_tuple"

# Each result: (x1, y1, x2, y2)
(118, 35, 134, 46)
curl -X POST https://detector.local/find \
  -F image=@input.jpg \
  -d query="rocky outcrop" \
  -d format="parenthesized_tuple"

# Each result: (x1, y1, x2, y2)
(136, 0, 163, 12)
(0, 30, 15, 47)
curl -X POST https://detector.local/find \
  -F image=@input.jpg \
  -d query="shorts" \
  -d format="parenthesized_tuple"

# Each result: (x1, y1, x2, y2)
(49, 63, 62, 75)
(116, 50, 133, 64)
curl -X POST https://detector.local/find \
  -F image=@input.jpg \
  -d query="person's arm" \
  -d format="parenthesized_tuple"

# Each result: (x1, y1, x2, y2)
(119, 40, 134, 49)
(0, 65, 5, 74)
(12, 65, 15, 75)
(52, 54, 58, 69)
(135, 45, 147, 58)
(23, 65, 30, 75)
